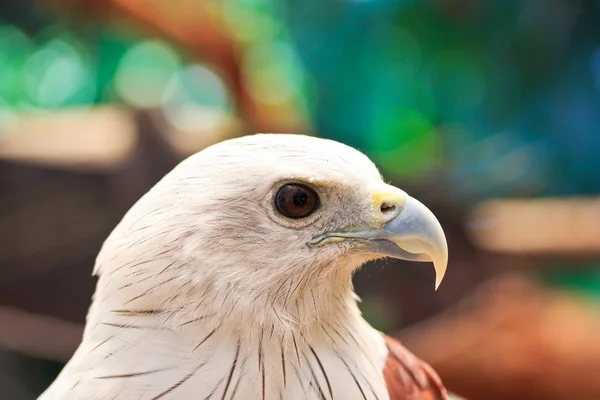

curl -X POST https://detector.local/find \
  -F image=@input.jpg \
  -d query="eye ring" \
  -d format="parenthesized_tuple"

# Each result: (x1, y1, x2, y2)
(274, 183, 320, 219)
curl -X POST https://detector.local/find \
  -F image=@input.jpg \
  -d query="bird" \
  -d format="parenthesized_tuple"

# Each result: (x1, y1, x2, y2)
(39, 133, 449, 400)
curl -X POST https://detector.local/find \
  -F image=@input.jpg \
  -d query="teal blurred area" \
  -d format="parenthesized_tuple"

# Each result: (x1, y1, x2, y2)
(1, 1, 600, 399)
(285, 0, 600, 199)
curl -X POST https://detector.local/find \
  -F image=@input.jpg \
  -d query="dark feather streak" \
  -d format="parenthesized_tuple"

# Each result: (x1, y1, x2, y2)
(310, 346, 333, 399)
(95, 367, 172, 380)
(151, 362, 206, 400)
(193, 328, 218, 351)
(111, 309, 164, 316)
(338, 355, 368, 400)
(220, 338, 241, 399)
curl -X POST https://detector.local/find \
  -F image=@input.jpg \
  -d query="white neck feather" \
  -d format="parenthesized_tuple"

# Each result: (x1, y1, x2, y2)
(45, 256, 389, 399)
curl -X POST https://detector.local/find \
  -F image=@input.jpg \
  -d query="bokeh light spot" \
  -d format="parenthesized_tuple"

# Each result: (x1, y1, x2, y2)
(24, 39, 95, 107)
(242, 41, 304, 106)
(370, 109, 440, 178)
(115, 40, 181, 108)
(163, 64, 230, 132)
(0, 24, 33, 104)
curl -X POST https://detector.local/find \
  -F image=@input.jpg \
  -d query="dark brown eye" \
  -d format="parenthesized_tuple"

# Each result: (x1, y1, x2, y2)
(275, 183, 320, 219)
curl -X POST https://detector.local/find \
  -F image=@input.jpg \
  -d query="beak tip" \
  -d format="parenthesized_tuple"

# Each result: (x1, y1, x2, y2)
(433, 255, 448, 291)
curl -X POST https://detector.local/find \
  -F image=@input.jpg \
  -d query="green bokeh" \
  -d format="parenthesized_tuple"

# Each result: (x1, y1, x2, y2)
(369, 108, 440, 178)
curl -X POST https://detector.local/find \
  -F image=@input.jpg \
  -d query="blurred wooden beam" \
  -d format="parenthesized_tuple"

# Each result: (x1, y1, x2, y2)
(467, 198, 600, 256)
(0, 107, 136, 171)
(0, 106, 243, 170)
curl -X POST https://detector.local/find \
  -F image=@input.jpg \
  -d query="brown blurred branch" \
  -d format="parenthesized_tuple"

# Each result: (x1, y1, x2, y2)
(42, 0, 310, 133)
(109, 0, 237, 72)
(106, 0, 274, 132)
(0, 306, 83, 362)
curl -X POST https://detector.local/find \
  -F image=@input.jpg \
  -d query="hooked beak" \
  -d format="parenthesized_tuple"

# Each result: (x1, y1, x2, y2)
(310, 186, 448, 290)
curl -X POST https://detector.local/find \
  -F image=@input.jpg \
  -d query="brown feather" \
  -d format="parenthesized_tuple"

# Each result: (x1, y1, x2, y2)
(383, 335, 448, 400)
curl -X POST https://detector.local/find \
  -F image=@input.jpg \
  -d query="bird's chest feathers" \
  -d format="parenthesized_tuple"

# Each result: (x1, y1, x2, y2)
(188, 325, 391, 400)
(63, 321, 389, 400)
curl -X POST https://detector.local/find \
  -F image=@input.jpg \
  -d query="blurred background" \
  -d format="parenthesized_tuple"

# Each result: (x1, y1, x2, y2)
(1, 0, 600, 399)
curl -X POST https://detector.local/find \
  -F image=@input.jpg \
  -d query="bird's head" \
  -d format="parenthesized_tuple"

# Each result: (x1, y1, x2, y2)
(94, 134, 447, 329)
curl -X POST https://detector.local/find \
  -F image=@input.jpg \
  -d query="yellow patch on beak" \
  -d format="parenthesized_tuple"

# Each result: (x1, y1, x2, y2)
(371, 185, 407, 225)
(371, 185, 407, 207)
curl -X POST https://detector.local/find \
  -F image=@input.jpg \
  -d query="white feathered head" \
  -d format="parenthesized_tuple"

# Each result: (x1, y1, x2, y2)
(91, 134, 447, 329)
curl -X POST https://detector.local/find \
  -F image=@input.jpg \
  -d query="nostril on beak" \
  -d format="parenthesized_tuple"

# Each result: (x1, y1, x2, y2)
(380, 201, 396, 214)
(380, 200, 402, 223)
(372, 188, 406, 223)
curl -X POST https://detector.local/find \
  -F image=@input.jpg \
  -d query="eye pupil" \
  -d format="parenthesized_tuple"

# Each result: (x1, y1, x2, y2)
(275, 183, 319, 219)
(293, 191, 308, 207)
